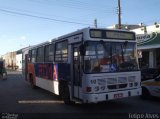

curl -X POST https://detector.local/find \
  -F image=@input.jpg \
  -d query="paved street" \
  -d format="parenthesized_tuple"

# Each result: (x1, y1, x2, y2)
(0, 71, 160, 119)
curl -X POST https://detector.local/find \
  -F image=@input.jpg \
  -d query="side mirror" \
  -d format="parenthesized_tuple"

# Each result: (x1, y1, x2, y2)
(79, 44, 86, 56)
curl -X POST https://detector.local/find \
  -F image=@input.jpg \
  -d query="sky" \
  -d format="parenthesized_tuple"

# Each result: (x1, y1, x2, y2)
(0, 0, 160, 56)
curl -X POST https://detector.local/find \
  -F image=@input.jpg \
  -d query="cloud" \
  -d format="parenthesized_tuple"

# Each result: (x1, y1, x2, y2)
(20, 36, 27, 40)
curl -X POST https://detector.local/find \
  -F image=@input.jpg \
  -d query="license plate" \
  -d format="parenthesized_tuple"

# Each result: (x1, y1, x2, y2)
(114, 93, 123, 99)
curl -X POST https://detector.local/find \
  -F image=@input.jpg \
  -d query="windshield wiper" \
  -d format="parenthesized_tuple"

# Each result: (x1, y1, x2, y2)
(121, 41, 128, 62)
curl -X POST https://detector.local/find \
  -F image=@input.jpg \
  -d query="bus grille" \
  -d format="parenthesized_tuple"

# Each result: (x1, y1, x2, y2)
(107, 84, 127, 89)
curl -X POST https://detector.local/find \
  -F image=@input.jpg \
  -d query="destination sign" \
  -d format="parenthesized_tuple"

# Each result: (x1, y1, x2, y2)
(106, 31, 135, 40)
(90, 29, 135, 40)
(90, 30, 102, 38)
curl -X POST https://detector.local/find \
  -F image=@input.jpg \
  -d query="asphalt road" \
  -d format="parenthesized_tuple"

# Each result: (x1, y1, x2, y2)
(0, 71, 160, 119)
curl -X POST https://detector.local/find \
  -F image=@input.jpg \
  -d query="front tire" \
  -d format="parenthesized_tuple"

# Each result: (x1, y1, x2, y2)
(141, 87, 151, 99)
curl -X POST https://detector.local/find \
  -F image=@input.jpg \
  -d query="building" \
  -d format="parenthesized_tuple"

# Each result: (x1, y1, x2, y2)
(16, 49, 22, 71)
(108, 23, 160, 69)
(132, 23, 160, 69)
(1, 47, 30, 71)
(2, 51, 17, 70)
(107, 24, 141, 30)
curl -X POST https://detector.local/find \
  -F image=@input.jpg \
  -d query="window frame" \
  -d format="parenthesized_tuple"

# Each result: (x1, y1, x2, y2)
(55, 40, 68, 62)
(44, 43, 54, 62)
(31, 49, 37, 63)
(36, 46, 44, 63)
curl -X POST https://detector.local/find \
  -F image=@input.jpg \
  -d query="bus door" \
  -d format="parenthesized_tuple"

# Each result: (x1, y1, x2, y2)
(71, 44, 82, 99)
(24, 54, 28, 81)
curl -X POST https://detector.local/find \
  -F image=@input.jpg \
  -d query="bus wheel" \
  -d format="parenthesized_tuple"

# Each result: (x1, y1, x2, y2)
(141, 87, 150, 99)
(29, 74, 36, 89)
(60, 82, 72, 104)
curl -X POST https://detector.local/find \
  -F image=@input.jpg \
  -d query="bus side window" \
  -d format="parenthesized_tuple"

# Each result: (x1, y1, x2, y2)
(44, 43, 54, 62)
(49, 43, 54, 62)
(31, 49, 37, 63)
(28, 50, 32, 63)
(55, 40, 68, 62)
(37, 46, 44, 62)
(45, 45, 49, 62)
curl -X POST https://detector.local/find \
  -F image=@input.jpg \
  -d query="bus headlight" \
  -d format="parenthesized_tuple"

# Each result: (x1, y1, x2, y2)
(86, 87, 92, 92)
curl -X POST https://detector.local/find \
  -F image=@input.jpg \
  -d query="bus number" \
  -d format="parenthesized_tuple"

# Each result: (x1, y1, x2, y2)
(91, 80, 96, 84)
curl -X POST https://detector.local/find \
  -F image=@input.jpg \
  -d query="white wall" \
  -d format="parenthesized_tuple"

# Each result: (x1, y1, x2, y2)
(16, 54, 22, 70)
(132, 23, 160, 34)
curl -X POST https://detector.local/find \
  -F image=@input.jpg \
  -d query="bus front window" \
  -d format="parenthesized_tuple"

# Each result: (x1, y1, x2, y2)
(83, 41, 139, 73)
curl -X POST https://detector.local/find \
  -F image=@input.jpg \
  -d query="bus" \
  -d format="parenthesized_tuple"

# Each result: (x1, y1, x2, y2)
(22, 27, 141, 104)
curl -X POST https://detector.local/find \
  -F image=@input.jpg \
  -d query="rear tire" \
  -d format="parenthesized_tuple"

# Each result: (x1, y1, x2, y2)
(29, 74, 36, 89)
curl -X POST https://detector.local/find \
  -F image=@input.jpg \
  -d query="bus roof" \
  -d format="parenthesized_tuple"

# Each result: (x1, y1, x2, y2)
(28, 27, 135, 50)
(51, 27, 135, 42)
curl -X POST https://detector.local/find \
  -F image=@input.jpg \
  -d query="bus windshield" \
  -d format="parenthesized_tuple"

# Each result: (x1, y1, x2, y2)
(83, 41, 139, 73)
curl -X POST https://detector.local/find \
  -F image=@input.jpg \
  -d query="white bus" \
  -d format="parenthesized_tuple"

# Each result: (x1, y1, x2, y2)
(23, 27, 141, 104)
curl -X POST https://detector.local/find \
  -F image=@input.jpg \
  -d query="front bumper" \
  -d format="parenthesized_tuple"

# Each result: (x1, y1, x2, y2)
(83, 88, 141, 103)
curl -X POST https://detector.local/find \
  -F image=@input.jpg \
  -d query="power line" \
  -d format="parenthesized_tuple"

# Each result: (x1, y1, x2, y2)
(0, 5, 92, 23)
(0, 8, 92, 26)
(28, 0, 117, 15)
(0, 6, 109, 28)
(26, 0, 117, 26)
(25, 0, 117, 27)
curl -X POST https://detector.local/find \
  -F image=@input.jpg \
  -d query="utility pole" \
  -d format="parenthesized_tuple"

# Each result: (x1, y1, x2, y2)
(118, 0, 121, 29)
(94, 19, 97, 28)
